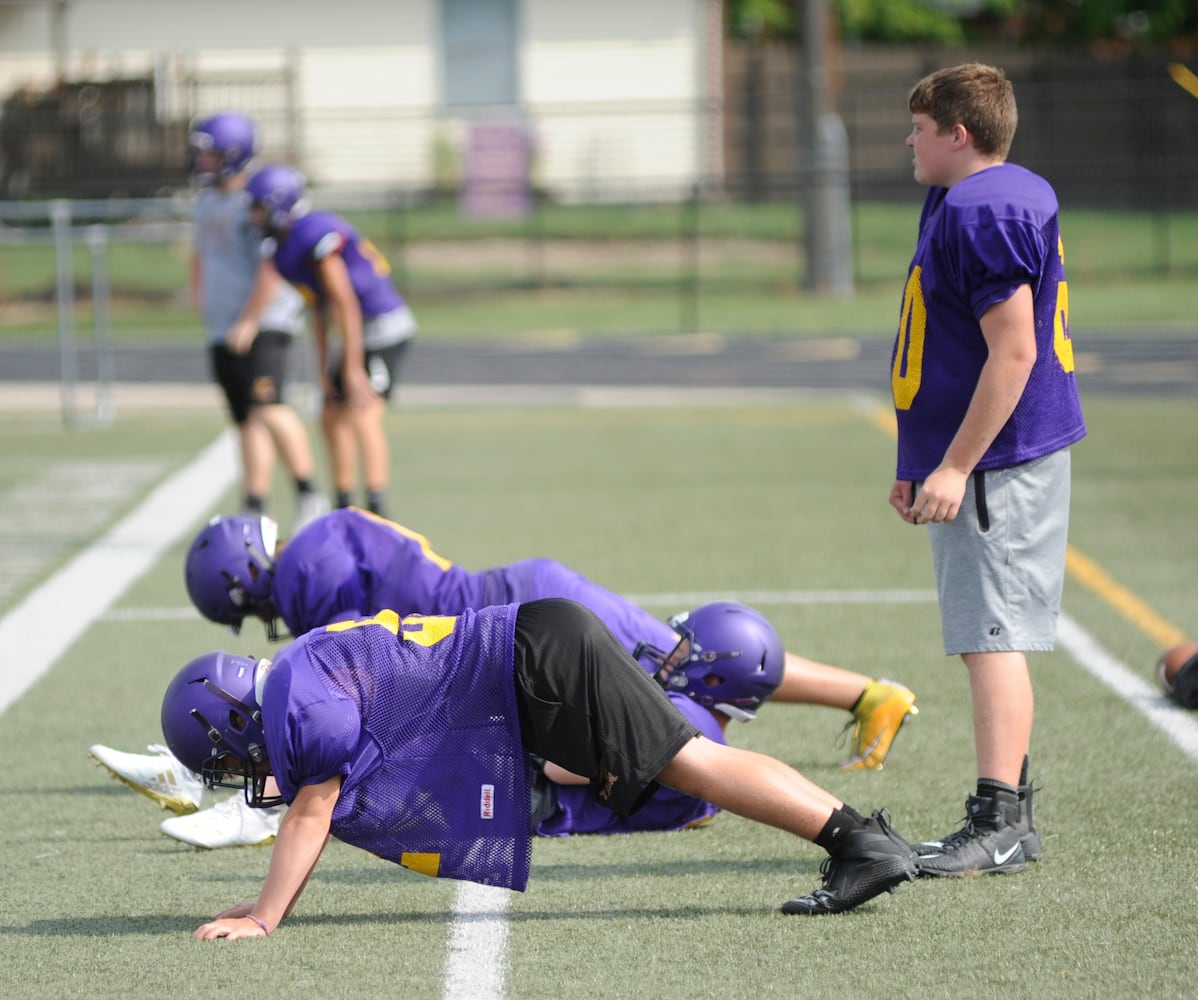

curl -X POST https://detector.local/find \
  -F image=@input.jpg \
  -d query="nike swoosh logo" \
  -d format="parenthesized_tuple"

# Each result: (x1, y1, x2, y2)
(993, 843, 1020, 865)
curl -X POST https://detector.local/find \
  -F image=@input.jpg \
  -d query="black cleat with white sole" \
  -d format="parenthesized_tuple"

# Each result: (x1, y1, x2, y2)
(916, 790, 1028, 878)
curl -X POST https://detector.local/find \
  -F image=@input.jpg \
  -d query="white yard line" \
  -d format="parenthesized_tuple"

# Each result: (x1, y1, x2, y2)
(441, 883, 511, 1000)
(1057, 612, 1198, 762)
(0, 430, 236, 716)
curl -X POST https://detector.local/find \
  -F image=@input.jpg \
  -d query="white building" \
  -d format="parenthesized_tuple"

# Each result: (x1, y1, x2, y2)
(0, 0, 725, 201)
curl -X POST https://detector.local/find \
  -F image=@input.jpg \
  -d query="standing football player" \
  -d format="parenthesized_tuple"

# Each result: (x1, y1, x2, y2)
(230, 164, 415, 519)
(187, 114, 326, 528)
(888, 63, 1086, 876)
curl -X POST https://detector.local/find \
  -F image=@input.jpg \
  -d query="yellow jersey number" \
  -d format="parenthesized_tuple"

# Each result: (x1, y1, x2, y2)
(892, 247, 1075, 410)
(359, 237, 392, 278)
(891, 266, 927, 411)
(327, 609, 458, 647)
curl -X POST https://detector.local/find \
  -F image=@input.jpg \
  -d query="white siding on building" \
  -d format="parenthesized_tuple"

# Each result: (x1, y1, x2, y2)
(0, 0, 718, 199)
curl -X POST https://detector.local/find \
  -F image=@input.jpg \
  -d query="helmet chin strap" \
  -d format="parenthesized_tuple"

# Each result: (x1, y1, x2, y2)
(714, 702, 758, 723)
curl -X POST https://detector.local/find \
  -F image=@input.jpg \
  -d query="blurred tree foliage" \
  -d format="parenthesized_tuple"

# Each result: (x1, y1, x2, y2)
(727, 0, 1198, 46)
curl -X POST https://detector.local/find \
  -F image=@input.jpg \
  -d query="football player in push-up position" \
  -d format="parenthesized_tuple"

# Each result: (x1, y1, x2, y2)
(89, 510, 920, 848)
(161, 598, 921, 937)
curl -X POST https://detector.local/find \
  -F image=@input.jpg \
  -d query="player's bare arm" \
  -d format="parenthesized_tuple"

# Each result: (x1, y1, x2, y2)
(226, 259, 284, 354)
(316, 255, 375, 408)
(912, 285, 1036, 523)
(193, 775, 341, 940)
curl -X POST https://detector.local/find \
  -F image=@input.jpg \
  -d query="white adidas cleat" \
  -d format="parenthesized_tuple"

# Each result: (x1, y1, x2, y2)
(160, 794, 284, 850)
(89, 743, 205, 815)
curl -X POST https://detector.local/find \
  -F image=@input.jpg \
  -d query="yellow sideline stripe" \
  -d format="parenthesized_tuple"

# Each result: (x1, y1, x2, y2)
(1064, 547, 1188, 648)
(1168, 63, 1198, 101)
(864, 401, 1187, 648)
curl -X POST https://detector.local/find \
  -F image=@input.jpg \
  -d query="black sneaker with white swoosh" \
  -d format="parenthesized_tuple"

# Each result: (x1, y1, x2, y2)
(915, 790, 1028, 878)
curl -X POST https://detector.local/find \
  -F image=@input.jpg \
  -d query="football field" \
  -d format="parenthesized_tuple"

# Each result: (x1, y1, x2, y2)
(0, 386, 1195, 999)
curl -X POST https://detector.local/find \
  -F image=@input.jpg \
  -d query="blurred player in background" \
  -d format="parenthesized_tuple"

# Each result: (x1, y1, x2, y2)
(230, 163, 416, 518)
(1157, 641, 1198, 707)
(89, 509, 919, 848)
(887, 64, 1085, 877)
(160, 600, 920, 937)
(187, 113, 326, 529)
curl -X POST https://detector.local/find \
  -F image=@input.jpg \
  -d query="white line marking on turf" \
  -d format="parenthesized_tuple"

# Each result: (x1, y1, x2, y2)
(0, 431, 236, 717)
(100, 589, 940, 623)
(442, 882, 510, 1000)
(1057, 612, 1198, 762)
(624, 588, 937, 607)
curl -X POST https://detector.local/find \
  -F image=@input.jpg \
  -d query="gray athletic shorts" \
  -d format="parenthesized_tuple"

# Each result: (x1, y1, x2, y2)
(928, 449, 1072, 656)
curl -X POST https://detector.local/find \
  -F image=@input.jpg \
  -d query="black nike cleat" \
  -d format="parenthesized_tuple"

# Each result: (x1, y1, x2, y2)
(782, 810, 919, 915)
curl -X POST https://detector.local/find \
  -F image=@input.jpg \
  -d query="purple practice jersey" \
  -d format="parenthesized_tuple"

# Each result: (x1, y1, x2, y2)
(260, 606, 532, 891)
(269, 211, 406, 319)
(272, 509, 678, 671)
(534, 692, 723, 837)
(890, 163, 1086, 481)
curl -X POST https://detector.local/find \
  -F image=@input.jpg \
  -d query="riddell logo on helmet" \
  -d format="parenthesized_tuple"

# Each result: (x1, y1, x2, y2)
(480, 784, 495, 820)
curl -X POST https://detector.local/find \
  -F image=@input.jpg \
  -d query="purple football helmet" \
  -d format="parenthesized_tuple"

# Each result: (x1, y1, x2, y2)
(187, 112, 256, 185)
(245, 162, 308, 234)
(160, 650, 281, 807)
(635, 602, 784, 721)
(184, 515, 280, 639)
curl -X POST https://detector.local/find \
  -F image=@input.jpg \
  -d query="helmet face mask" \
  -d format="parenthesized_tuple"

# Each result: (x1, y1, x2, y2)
(161, 651, 283, 808)
(188, 112, 256, 187)
(184, 515, 281, 640)
(635, 602, 785, 721)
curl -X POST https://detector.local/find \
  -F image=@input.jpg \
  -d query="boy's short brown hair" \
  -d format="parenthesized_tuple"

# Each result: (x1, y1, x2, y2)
(908, 63, 1018, 159)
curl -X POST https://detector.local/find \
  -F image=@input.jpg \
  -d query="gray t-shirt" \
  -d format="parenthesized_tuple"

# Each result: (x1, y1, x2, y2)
(193, 186, 305, 345)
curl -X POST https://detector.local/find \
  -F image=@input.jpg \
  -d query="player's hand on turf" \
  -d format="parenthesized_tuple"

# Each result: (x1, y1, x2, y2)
(193, 915, 268, 940)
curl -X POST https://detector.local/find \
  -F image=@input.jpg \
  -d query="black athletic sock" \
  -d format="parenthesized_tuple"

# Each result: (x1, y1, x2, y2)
(366, 490, 386, 516)
(976, 777, 1018, 800)
(243, 494, 265, 514)
(815, 806, 866, 854)
(335, 490, 352, 509)
(295, 478, 314, 496)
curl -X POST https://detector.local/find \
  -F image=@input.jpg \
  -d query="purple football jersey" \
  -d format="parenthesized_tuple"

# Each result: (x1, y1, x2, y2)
(534, 693, 723, 837)
(270, 211, 406, 318)
(261, 605, 532, 891)
(273, 510, 679, 672)
(273, 510, 492, 635)
(891, 163, 1086, 480)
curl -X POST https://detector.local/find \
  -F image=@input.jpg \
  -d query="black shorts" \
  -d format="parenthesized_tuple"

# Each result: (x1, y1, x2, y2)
(209, 330, 294, 424)
(328, 340, 411, 403)
(512, 598, 699, 817)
